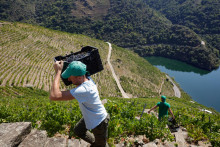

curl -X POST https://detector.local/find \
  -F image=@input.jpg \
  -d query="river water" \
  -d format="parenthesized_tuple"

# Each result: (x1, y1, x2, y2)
(145, 56, 220, 112)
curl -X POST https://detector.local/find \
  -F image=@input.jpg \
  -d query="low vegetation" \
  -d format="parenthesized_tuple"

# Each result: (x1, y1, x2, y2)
(0, 1, 219, 145)
(0, 86, 219, 146)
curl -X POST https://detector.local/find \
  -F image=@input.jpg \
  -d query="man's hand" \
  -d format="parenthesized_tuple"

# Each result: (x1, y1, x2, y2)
(148, 105, 157, 114)
(50, 60, 75, 101)
(54, 61, 64, 73)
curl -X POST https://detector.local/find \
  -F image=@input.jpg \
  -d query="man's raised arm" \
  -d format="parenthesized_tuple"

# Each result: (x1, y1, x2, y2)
(49, 61, 75, 101)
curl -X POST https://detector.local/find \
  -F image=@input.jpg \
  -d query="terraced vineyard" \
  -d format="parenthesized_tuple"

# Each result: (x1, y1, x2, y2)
(0, 22, 219, 146)
(0, 22, 176, 98)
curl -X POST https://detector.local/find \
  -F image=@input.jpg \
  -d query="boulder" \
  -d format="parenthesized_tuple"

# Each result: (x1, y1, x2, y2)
(173, 129, 187, 147)
(68, 139, 81, 147)
(198, 141, 212, 147)
(18, 129, 47, 147)
(0, 122, 31, 147)
(143, 142, 157, 147)
(44, 137, 67, 147)
(153, 139, 160, 145)
(134, 135, 144, 145)
(79, 139, 89, 146)
(163, 141, 176, 147)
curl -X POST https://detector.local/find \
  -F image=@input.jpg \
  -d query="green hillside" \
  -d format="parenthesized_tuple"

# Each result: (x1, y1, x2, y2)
(0, 22, 219, 146)
(0, 86, 219, 146)
(0, 22, 177, 98)
(144, 0, 220, 50)
(0, 0, 219, 70)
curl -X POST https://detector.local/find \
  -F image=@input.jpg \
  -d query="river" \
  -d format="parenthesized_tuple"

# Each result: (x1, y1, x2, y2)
(145, 56, 220, 112)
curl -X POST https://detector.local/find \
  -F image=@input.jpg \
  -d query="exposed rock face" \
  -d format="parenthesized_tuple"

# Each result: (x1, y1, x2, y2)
(0, 122, 31, 147)
(173, 129, 187, 147)
(0, 122, 89, 147)
(0, 122, 212, 147)
(115, 127, 212, 147)
(143, 142, 157, 147)
(44, 137, 67, 147)
(18, 129, 47, 147)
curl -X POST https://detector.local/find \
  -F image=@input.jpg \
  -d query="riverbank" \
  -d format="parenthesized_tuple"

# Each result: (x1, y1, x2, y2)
(145, 56, 220, 112)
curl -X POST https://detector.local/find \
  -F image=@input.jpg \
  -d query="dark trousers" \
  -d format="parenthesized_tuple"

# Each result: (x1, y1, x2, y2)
(73, 114, 110, 147)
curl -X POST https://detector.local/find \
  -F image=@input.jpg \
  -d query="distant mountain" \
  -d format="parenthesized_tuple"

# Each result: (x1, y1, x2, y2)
(0, 0, 219, 70)
(144, 0, 220, 48)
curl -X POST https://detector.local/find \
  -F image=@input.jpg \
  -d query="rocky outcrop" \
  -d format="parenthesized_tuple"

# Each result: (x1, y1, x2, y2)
(0, 122, 31, 147)
(173, 129, 187, 147)
(115, 127, 212, 147)
(0, 122, 212, 147)
(19, 129, 47, 147)
(0, 122, 89, 147)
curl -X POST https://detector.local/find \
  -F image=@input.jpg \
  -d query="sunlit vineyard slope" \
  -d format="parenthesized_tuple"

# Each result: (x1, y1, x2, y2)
(0, 22, 178, 98)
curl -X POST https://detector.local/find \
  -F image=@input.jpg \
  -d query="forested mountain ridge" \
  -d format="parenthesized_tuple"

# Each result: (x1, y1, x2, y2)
(0, 0, 219, 70)
(144, 0, 220, 50)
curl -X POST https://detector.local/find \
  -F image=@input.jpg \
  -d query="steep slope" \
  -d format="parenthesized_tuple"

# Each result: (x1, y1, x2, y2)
(0, 22, 177, 98)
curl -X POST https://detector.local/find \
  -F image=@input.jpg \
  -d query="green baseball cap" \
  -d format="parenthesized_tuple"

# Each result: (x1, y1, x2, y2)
(61, 61, 87, 79)
(161, 95, 166, 99)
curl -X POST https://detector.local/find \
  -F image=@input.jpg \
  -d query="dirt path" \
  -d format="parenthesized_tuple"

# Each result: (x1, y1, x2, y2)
(106, 42, 130, 98)
(166, 75, 181, 98)
(158, 78, 164, 95)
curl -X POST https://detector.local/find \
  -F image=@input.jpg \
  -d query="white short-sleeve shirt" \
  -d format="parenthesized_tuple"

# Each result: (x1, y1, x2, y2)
(70, 77, 107, 129)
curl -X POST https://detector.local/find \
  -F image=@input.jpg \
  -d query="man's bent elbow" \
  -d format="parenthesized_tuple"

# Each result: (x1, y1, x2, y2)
(49, 93, 61, 101)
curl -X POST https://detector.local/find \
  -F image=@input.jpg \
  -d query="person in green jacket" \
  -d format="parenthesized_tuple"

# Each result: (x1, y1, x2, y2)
(148, 95, 175, 120)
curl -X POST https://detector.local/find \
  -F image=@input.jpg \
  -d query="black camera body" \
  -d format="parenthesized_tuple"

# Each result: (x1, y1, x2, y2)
(54, 46, 104, 86)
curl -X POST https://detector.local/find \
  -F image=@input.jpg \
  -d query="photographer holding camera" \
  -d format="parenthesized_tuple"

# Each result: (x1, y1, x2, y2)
(49, 60, 110, 147)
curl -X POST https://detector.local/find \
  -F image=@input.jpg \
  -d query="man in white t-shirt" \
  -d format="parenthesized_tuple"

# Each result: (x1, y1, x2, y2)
(49, 60, 109, 147)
